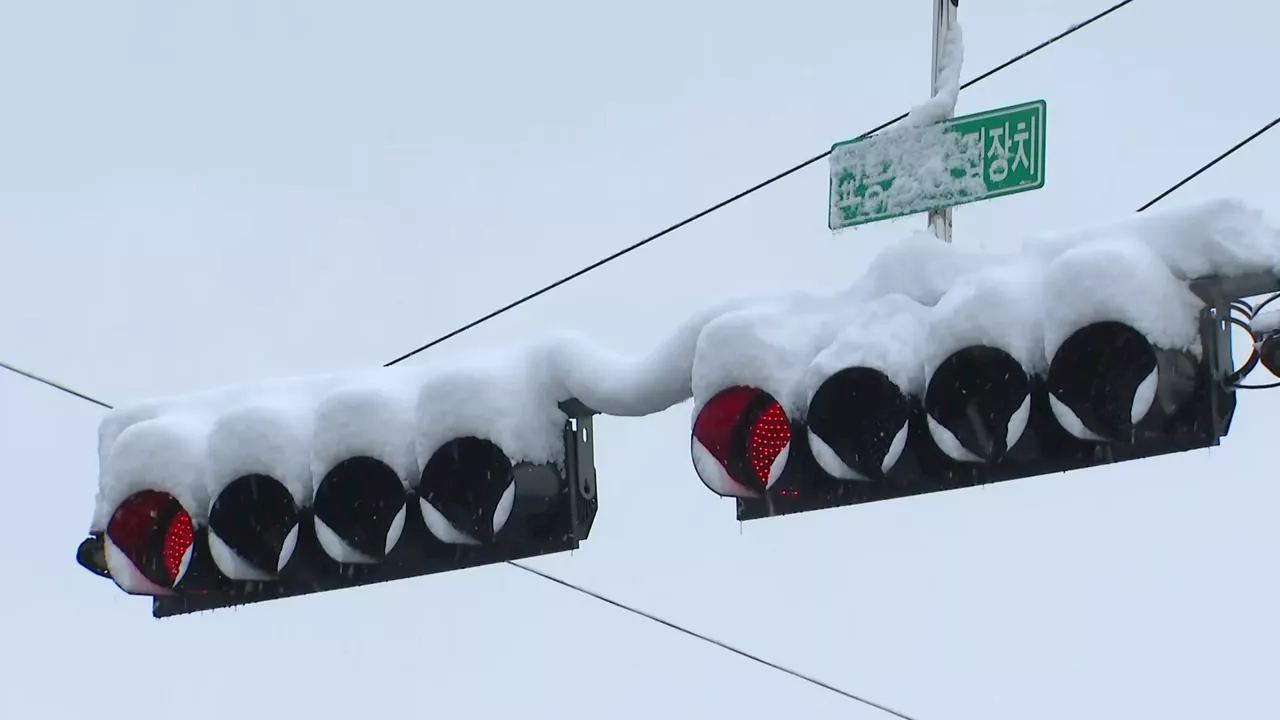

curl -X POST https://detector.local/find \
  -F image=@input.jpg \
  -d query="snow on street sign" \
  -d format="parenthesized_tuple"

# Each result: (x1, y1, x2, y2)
(829, 99, 1046, 231)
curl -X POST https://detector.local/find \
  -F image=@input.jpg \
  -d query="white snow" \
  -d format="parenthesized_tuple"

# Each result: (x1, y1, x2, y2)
(90, 197, 1280, 534)
(904, 20, 964, 128)
(1250, 306, 1280, 335)
(90, 300, 747, 533)
(1040, 239, 1204, 361)
(693, 198, 1280, 426)
(829, 21, 980, 229)
(311, 379, 417, 494)
(829, 121, 986, 230)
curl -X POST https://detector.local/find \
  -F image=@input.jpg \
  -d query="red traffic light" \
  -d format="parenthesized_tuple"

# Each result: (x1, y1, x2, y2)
(691, 386, 791, 497)
(104, 490, 195, 595)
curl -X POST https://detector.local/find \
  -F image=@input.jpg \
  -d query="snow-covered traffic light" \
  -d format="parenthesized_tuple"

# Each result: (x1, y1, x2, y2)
(690, 200, 1280, 522)
(695, 308, 1240, 523)
(76, 374, 599, 618)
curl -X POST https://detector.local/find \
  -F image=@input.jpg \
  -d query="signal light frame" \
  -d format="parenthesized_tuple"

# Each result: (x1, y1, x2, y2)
(733, 291, 1251, 522)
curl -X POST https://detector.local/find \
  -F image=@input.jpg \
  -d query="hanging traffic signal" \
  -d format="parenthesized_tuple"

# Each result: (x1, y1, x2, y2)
(77, 403, 598, 618)
(693, 274, 1271, 523)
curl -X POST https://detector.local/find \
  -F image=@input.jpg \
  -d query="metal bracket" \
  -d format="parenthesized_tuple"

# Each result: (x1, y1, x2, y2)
(1189, 271, 1280, 308)
(561, 400, 598, 540)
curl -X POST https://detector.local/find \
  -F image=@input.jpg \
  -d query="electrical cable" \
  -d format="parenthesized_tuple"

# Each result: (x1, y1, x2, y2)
(507, 561, 920, 720)
(1136, 116, 1280, 212)
(383, 0, 1140, 367)
(0, 360, 112, 409)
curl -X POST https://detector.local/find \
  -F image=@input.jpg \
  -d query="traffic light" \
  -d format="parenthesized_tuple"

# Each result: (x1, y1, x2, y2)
(691, 268, 1279, 522)
(76, 393, 598, 618)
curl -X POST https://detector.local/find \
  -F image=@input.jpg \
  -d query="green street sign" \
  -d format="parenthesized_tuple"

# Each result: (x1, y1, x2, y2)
(829, 99, 1046, 231)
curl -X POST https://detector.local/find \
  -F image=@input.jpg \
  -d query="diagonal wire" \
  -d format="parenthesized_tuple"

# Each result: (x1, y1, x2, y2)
(507, 560, 919, 719)
(0, 360, 112, 409)
(383, 0, 1139, 367)
(1136, 115, 1280, 212)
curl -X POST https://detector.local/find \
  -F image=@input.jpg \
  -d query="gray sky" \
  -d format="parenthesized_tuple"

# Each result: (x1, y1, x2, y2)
(1, 1, 1277, 718)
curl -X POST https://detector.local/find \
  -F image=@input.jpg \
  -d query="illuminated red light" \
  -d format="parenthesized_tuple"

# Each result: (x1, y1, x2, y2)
(163, 511, 194, 582)
(107, 491, 171, 561)
(748, 402, 790, 486)
(692, 386, 757, 465)
(106, 490, 195, 589)
(691, 386, 793, 496)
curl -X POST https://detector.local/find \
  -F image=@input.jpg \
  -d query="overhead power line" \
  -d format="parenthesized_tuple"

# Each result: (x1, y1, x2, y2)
(1136, 116, 1280, 212)
(384, 0, 1140, 367)
(0, 360, 112, 409)
(508, 561, 918, 718)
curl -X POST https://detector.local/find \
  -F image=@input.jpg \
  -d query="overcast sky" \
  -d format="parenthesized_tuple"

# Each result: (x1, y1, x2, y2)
(1, 1, 1277, 718)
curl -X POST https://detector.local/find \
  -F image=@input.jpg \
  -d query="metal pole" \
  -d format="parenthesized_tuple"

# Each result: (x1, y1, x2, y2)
(928, 0, 959, 243)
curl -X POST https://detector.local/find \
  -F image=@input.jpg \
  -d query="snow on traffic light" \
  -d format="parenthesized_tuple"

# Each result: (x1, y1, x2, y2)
(77, 359, 607, 617)
(689, 198, 1280, 521)
(73, 295, 745, 616)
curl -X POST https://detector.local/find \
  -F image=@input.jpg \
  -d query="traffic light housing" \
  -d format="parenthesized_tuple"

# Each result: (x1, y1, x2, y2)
(692, 272, 1275, 523)
(77, 403, 598, 618)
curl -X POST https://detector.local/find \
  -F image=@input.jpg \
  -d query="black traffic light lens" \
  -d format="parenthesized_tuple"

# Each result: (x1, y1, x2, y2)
(1046, 322, 1158, 442)
(807, 367, 910, 481)
(208, 474, 300, 580)
(691, 386, 791, 497)
(419, 437, 515, 544)
(314, 457, 407, 563)
(104, 490, 195, 594)
(924, 346, 1031, 462)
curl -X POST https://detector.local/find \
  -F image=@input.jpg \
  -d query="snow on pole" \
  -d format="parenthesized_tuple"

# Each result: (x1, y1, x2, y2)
(927, 0, 961, 243)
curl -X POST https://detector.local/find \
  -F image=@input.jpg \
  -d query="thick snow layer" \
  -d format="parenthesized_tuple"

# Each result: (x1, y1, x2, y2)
(693, 198, 1280, 422)
(91, 198, 1280, 533)
(829, 120, 986, 230)
(829, 21, 978, 229)
(904, 20, 964, 128)
(90, 300, 744, 531)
